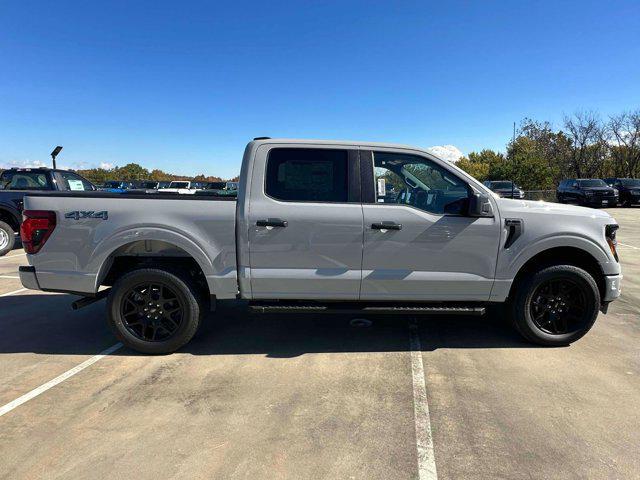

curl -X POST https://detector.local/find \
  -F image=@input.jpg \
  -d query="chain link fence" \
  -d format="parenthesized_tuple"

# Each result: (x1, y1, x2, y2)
(522, 190, 557, 202)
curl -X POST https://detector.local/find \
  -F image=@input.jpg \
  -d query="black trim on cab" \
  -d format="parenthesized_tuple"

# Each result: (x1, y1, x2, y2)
(359, 150, 375, 203)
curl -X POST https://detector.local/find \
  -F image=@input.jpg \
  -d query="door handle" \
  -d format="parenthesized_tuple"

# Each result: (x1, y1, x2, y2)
(257, 218, 288, 228)
(371, 222, 402, 231)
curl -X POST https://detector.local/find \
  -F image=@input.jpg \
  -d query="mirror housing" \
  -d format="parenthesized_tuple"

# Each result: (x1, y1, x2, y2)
(468, 192, 493, 217)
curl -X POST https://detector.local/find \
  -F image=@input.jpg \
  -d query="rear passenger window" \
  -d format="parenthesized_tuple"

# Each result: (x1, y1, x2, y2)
(265, 148, 348, 202)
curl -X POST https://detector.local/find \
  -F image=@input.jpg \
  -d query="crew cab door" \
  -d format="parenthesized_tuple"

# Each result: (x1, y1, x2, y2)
(360, 149, 501, 301)
(247, 145, 363, 300)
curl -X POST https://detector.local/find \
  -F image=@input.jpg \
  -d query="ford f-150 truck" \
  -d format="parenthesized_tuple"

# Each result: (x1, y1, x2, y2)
(0, 167, 96, 256)
(17, 138, 622, 353)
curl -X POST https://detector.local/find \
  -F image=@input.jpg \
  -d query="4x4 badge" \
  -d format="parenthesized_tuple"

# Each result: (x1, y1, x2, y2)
(65, 211, 108, 220)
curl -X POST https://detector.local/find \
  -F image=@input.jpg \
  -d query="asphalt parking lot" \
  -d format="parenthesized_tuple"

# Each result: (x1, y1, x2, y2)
(1, 208, 639, 480)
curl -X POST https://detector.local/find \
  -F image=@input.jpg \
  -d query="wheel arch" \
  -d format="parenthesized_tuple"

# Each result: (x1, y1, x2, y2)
(0, 205, 21, 232)
(95, 236, 213, 299)
(507, 246, 606, 302)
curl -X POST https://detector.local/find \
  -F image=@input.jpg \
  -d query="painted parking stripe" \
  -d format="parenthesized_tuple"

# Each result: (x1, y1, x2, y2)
(0, 343, 123, 418)
(0, 252, 26, 261)
(0, 275, 20, 279)
(0, 288, 28, 297)
(409, 320, 438, 480)
(618, 242, 639, 250)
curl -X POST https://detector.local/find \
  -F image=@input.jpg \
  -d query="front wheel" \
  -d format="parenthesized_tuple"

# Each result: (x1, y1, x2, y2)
(0, 221, 16, 257)
(106, 268, 204, 354)
(511, 265, 600, 346)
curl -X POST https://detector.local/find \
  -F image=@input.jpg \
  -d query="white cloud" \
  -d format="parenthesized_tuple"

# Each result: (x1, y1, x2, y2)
(426, 145, 464, 164)
(99, 162, 115, 170)
(0, 158, 48, 169)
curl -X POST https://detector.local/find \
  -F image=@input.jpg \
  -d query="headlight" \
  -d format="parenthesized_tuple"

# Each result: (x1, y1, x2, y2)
(613, 189, 619, 196)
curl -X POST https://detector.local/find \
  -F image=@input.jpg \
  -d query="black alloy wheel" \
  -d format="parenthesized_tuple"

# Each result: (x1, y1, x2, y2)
(529, 278, 587, 335)
(107, 268, 204, 354)
(120, 282, 184, 342)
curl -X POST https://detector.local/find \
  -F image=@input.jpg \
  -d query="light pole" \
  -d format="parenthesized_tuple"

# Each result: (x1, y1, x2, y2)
(51, 146, 63, 169)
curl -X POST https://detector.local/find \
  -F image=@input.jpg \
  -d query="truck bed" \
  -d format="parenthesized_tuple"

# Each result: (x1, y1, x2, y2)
(22, 191, 238, 298)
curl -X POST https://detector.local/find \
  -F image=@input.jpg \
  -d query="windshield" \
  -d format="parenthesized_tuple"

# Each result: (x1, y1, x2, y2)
(170, 182, 189, 188)
(139, 182, 157, 189)
(491, 181, 515, 189)
(104, 181, 123, 188)
(620, 179, 640, 187)
(0, 171, 51, 190)
(579, 179, 607, 187)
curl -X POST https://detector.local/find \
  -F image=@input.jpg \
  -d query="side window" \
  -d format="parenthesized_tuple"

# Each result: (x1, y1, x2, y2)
(57, 172, 94, 191)
(373, 152, 470, 215)
(265, 148, 349, 202)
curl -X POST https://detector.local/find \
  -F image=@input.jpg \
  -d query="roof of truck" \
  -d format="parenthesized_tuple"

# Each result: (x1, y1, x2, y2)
(249, 138, 429, 152)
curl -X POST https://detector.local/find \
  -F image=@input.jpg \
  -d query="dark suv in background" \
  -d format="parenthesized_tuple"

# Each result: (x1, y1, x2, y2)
(0, 167, 95, 256)
(603, 178, 640, 207)
(482, 180, 525, 199)
(557, 179, 618, 207)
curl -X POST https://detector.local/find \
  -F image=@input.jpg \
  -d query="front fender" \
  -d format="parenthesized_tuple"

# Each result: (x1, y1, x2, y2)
(500, 233, 618, 280)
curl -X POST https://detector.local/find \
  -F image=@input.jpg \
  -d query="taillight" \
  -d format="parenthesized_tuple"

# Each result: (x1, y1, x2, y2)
(21, 210, 56, 254)
(605, 224, 619, 262)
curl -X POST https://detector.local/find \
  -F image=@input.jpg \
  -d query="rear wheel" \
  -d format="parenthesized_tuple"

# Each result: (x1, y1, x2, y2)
(107, 268, 204, 354)
(0, 221, 16, 257)
(511, 265, 600, 346)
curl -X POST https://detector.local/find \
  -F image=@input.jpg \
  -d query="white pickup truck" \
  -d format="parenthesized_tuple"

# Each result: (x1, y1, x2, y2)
(18, 138, 622, 353)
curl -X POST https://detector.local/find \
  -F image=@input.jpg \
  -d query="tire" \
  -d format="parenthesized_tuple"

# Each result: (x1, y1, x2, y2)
(106, 268, 204, 354)
(511, 265, 600, 346)
(0, 220, 16, 257)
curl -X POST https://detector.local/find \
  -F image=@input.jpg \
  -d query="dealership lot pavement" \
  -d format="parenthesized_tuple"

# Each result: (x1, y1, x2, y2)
(1, 207, 639, 479)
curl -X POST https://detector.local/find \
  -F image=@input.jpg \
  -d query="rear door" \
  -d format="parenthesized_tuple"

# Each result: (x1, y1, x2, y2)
(247, 145, 364, 300)
(360, 149, 501, 301)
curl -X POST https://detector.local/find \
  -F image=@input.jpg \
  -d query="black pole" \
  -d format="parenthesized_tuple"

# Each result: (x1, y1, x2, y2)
(51, 146, 63, 169)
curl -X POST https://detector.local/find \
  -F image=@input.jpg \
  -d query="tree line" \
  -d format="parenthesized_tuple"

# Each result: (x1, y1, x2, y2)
(0, 162, 239, 186)
(456, 110, 640, 190)
(74, 163, 239, 185)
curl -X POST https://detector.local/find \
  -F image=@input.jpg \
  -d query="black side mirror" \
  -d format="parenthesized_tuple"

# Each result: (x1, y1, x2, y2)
(468, 193, 493, 217)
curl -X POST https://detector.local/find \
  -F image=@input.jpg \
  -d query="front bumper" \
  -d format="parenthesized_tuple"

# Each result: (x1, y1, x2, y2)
(19, 266, 41, 290)
(584, 196, 618, 205)
(603, 274, 622, 302)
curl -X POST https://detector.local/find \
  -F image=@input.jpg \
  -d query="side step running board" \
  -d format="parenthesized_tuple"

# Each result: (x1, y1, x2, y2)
(249, 304, 485, 316)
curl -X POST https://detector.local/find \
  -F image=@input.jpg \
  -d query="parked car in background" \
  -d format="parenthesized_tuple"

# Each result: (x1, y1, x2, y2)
(483, 180, 525, 199)
(0, 167, 95, 256)
(18, 138, 621, 353)
(136, 181, 171, 190)
(164, 181, 197, 194)
(603, 178, 640, 207)
(100, 181, 136, 193)
(557, 179, 618, 207)
(225, 181, 239, 191)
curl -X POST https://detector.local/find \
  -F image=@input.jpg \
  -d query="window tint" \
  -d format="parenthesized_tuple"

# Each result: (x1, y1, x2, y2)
(0, 171, 51, 190)
(58, 172, 94, 191)
(373, 152, 470, 215)
(266, 148, 348, 202)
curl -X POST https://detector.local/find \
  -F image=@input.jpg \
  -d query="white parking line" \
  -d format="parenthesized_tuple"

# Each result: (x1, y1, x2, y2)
(0, 288, 28, 297)
(618, 242, 639, 250)
(0, 275, 20, 279)
(409, 320, 438, 480)
(0, 252, 26, 261)
(0, 343, 123, 418)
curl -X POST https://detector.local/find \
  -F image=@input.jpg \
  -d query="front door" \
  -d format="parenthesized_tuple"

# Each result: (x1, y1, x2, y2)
(248, 146, 364, 300)
(360, 149, 501, 301)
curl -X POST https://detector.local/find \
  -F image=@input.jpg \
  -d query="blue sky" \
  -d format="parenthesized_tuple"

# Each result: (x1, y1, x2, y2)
(1, 0, 639, 178)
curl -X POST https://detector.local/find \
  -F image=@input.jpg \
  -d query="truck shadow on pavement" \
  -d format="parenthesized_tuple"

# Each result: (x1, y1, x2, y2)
(0, 294, 540, 357)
